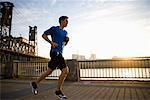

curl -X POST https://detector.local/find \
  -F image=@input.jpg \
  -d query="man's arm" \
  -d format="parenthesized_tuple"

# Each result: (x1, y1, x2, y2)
(42, 34, 58, 48)
(64, 36, 69, 46)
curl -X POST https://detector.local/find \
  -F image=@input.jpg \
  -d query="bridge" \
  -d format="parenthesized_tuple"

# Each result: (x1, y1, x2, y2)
(1, 47, 150, 100)
(1, 48, 150, 100)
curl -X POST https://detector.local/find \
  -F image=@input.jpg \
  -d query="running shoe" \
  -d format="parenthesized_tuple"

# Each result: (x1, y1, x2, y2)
(30, 82, 38, 95)
(55, 90, 67, 99)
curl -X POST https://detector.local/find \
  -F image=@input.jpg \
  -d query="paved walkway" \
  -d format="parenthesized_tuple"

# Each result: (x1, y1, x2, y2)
(0, 79, 150, 100)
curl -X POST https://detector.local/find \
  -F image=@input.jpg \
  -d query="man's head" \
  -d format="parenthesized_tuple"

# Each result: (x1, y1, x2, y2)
(59, 16, 68, 28)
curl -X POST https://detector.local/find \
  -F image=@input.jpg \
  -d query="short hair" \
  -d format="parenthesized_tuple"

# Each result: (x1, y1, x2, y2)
(59, 16, 68, 24)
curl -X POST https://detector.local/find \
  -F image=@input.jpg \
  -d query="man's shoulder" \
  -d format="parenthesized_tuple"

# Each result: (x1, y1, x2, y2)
(50, 26, 58, 29)
(44, 26, 58, 35)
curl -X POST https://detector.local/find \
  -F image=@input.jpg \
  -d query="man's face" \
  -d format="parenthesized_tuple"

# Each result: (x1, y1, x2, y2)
(61, 18, 68, 27)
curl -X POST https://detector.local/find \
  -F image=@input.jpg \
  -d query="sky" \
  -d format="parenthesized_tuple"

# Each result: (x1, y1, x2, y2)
(1, 0, 150, 59)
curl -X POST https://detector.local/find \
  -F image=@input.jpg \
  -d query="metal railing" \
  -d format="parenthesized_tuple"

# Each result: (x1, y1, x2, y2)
(12, 59, 150, 81)
(13, 61, 61, 79)
(78, 59, 150, 80)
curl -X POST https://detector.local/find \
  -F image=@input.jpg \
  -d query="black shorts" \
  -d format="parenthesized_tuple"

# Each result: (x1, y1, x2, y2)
(48, 51, 67, 70)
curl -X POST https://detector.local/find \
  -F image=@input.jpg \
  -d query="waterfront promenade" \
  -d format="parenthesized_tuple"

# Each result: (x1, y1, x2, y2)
(1, 79, 150, 100)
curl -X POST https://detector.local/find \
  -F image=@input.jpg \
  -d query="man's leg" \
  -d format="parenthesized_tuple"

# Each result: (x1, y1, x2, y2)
(36, 68, 53, 83)
(55, 66, 69, 99)
(57, 66, 69, 91)
(31, 68, 53, 94)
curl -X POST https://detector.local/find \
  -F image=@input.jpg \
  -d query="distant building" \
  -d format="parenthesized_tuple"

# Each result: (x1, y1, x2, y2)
(72, 54, 86, 60)
(89, 54, 96, 60)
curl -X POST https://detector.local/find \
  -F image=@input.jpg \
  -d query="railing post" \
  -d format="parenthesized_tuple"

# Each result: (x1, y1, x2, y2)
(5, 61, 13, 78)
(66, 59, 80, 82)
(12, 60, 19, 78)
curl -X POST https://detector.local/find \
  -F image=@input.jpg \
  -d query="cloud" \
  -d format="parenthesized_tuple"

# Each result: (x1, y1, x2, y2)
(51, 0, 57, 6)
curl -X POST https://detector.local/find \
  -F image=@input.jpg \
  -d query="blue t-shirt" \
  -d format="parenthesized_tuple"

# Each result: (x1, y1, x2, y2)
(43, 26, 68, 54)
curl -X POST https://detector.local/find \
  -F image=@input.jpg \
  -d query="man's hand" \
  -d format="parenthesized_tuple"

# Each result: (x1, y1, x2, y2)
(50, 41, 58, 48)
(42, 34, 58, 48)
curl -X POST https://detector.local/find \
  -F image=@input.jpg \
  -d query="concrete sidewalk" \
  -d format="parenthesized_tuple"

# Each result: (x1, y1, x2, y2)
(0, 79, 150, 100)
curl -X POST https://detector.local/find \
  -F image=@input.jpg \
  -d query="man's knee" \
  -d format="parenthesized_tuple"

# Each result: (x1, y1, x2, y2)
(62, 66, 69, 75)
(45, 68, 53, 76)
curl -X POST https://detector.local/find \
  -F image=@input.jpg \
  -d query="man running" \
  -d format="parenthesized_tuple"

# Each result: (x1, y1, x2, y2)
(31, 16, 69, 99)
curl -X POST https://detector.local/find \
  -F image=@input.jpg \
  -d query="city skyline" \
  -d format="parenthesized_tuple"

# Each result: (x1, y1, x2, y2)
(1, 0, 150, 59)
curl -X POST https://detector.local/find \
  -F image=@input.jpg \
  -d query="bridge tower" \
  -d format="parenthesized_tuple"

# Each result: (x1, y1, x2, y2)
(0, 2, 14, 49)
(29, 26, 38, 56)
